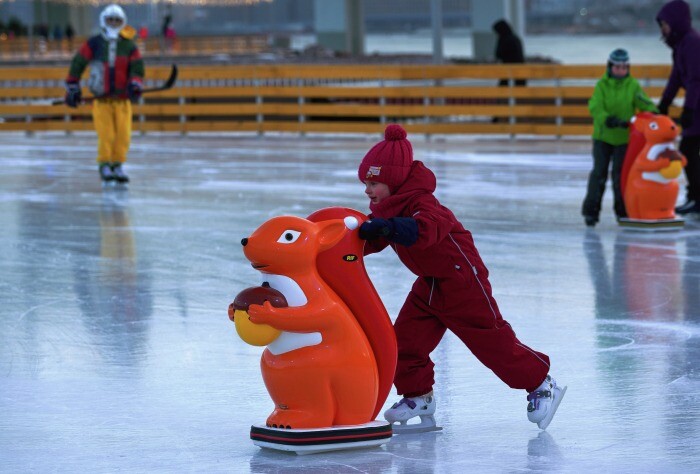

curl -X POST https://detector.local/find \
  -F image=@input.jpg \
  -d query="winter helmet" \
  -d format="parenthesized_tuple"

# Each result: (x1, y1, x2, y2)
(100, 4, 127, 40)
(607, 48, 630, 78)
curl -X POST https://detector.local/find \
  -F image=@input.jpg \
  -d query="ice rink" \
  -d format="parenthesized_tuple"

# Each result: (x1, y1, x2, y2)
(2, 131, 699, 473)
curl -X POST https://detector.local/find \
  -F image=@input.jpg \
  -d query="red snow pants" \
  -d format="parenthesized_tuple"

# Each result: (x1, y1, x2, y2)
(393, 264, 550, 398)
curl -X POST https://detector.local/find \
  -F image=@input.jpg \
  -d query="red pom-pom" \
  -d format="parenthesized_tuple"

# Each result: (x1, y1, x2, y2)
(384, 124, 407, 141)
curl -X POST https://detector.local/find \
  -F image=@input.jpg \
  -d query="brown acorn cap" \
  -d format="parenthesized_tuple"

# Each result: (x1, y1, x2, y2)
(658, 149, 682, 161)
(232, 285, 288, 311)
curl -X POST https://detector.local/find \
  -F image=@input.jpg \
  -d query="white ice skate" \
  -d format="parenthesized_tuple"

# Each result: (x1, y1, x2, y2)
(527, 375, 566, 430)
(384, 391, 442, 434)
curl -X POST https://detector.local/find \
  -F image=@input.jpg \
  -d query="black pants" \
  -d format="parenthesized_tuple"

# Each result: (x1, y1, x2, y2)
(582, 140, 628, 219)
(680, 135, 700, 202)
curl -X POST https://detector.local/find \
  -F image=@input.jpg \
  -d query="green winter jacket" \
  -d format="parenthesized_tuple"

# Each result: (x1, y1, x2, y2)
(589, 73, 658, 146)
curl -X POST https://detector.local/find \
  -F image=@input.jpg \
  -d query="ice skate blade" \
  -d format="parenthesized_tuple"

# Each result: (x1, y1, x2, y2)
(390, 415, 442, 435)
(537, 385, 566, 431)
(391, 423, 443, 434)
(617, 217, 683, 231)
(102, 180, 128, 191)
(250, 420, 392, 455)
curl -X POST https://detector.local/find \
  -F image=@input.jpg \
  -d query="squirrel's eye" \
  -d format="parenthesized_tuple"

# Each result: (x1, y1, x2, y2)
(649, 122, 659, 130)
(277, 230, 301, 244)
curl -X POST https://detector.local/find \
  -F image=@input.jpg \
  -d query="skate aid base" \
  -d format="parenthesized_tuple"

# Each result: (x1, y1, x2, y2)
(617, 217, 684, 231)
(250, 421, 392, 455)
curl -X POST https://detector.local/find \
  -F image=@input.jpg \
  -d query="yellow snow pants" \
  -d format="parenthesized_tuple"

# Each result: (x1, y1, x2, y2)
(92, 98, 132, 164)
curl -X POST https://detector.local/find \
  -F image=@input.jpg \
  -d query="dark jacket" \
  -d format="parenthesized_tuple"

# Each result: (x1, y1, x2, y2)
(657, 0, 700, 136)
(364, 161, 486, 281)
(493, 20, 524, 64)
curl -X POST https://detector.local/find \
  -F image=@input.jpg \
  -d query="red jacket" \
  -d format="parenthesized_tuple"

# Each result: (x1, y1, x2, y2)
(365, 161, 487, 280)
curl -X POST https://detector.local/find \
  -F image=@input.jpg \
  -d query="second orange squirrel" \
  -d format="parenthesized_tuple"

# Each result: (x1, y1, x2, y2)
(624, 114, 687, 220)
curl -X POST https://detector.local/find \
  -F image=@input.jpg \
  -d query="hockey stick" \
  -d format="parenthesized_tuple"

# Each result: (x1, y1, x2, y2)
(52, 64, 178, 106)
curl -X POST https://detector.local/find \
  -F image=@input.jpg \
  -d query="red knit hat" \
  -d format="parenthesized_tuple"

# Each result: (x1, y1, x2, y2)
(358, 124, 413, 191)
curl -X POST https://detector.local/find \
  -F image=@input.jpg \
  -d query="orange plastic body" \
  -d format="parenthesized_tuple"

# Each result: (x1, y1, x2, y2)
(623, 113, 687, 220)
(308, 207, 397, 420)
(240, 212, 389, 429)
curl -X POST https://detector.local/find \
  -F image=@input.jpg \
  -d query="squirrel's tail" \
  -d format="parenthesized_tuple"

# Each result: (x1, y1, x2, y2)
(308, 207, 397, 420)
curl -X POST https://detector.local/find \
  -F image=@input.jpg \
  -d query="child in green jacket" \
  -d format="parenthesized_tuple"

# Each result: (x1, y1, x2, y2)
(582, 49, 658, 226)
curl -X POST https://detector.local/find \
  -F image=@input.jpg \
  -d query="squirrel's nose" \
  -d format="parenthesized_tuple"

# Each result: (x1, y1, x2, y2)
(241, 238, 248, 246)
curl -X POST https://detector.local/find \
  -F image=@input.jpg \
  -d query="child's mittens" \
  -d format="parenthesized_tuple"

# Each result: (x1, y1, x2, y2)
(360, 217, 418, 246)
(605, 116, 628, 128)
(359, 218, 392, 240)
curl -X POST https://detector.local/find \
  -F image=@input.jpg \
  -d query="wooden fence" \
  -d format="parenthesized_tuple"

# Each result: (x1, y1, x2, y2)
(0, 64, 681, 137)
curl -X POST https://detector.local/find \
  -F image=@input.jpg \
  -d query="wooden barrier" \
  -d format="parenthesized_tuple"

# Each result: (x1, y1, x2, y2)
(0, 64, 681, 137)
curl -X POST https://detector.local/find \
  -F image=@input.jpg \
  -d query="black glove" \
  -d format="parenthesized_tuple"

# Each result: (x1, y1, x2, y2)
(605, 116, 628, 128)
(359, 218, 391, 240)
(64, 82, 81, 108)
(127, 80, 143, 103)
(680, 108, 694, 129)
(359, 217, 418, 246)
(657, 99, 671, 116)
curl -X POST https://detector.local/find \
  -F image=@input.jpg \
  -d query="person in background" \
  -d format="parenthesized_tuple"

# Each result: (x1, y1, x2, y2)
(492, 19, 526, 86)
(582, 48, 658, 227)
(138, 25, 149, 40)
(52, 24, 63, 52)
(164, 22, 176, 52)
(64, 4, 144, 184)
(65, 23, 75, 50)
(137, 25, 149, 53)
(656, 0, 700, 215)
(492, 19, 526, 124)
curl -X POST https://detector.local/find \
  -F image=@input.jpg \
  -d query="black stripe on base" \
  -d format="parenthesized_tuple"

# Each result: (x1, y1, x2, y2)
(618, 217, 684, 229)
(250, 423, 393, 447)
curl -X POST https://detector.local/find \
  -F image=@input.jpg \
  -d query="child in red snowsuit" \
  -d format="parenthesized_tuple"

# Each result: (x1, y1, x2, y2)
(358, 124, 565, 431)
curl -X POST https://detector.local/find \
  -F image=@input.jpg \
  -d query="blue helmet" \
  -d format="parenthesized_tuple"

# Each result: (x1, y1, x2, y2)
(608, 48, 630, 65)
(607, 48, 630, 78)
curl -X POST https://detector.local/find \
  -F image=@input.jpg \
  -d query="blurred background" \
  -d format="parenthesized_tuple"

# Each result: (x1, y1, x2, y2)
(1, 0, 699, 64)
(0, 0, 694, 137)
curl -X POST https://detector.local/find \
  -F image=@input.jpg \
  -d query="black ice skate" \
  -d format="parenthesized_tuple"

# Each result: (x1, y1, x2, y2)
(110, 163, 129, 189)
(110, 164, 130, 185)
(99, 163, 115, 184)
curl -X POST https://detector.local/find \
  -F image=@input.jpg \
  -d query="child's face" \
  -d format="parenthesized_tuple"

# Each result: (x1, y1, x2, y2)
(364, 181, 391, 204)
(611, 63, 629, 78)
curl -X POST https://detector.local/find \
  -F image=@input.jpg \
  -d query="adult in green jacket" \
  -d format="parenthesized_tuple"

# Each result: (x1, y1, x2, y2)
(582, 49, 658, 226)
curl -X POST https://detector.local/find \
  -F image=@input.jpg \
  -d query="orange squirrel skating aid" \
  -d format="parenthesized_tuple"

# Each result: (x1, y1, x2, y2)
(237, 211, 390, 429)
(624, 113, 687, 220)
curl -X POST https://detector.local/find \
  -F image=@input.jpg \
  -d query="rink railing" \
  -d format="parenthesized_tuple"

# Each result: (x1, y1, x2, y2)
(0, 64, 680, 137)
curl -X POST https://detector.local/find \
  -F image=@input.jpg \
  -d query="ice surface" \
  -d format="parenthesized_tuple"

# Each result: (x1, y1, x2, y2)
(1, 132, 699, 473)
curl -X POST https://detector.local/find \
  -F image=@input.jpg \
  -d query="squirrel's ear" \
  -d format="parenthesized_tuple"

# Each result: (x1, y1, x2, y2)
(316, 219, 346, 251)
